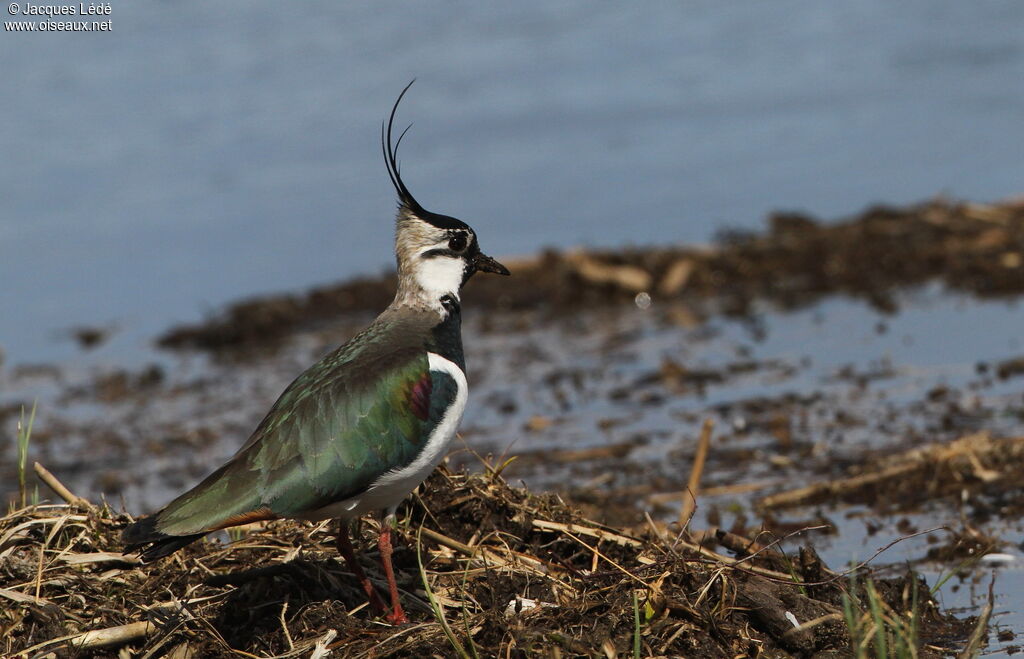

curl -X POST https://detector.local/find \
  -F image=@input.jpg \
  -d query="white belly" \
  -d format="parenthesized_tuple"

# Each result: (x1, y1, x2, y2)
(300, 352, 468, 521)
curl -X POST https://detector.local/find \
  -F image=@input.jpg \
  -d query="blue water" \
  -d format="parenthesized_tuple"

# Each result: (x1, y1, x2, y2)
(3, 1, 1024, 363)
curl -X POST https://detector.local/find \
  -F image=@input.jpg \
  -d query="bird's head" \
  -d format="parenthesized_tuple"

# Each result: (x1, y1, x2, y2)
(384, 82, 509, 308)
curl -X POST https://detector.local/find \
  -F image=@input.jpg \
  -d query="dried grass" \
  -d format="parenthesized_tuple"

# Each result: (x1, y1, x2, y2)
(2, 466, 970, 658)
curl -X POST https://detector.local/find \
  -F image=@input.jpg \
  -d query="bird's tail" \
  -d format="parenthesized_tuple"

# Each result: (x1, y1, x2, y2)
(120, 457, 278, 561)
(121, 515, 207, 562)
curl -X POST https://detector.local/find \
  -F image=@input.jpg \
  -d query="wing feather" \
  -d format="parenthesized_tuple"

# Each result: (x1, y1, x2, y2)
(148, 317, 451, 537)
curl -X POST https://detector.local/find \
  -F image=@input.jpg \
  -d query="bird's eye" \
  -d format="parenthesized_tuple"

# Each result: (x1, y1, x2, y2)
(448, 233, 468, 252)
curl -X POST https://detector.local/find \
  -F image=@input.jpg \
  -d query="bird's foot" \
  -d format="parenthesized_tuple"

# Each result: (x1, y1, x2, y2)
(385, 606, 409, 626)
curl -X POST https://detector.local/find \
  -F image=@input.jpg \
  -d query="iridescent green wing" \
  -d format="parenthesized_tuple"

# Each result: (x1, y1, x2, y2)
(155, 333, 455, 536)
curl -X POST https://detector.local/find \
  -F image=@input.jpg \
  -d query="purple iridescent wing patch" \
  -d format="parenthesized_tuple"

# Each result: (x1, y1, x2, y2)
(409, 372, 433, 421)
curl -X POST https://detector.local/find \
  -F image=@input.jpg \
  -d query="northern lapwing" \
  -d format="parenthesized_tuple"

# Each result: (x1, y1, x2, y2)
(122, 82, 510, 625)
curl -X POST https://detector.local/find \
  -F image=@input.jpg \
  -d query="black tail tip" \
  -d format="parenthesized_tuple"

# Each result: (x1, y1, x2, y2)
(122, 515, 206, 562)
(121, 514, 160, 546)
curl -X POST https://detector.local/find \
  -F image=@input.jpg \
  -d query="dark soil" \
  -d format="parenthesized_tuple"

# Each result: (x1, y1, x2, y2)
(1, 469, 974, 658)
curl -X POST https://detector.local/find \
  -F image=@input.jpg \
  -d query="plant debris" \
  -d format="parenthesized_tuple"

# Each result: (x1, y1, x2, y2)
(1, 466, 974, 658)
(758, 431, 1024, 512)
(5, 195, 1020, 655)
(158, 197, 1024, 351)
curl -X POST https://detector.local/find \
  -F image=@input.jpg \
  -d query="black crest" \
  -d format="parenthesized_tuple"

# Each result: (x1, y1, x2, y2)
(383, 81, 470, 232)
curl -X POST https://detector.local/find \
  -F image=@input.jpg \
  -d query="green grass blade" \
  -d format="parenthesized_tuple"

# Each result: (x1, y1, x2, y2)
(416, 525, 470, 659)
(632, 590, 641, 659)
(842, 591, 860, 657)
(17, 401, 38, 508)
(459, 552, 479, 659)
(866, 581, 888, 659)
(930, 552, 985, 597)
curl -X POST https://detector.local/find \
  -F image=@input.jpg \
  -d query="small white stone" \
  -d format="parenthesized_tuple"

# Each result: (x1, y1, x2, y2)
(505, 597, 538, 617)
(635, 292, 652, 309)
(980, 552, 1017, 565)
(504, 596, 556, 617)
(785, 611, 800, 628)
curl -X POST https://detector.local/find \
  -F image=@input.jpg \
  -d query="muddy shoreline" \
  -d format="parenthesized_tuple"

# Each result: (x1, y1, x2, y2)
(5, 196, 1024, 655)
(158, 197, 1024, 352)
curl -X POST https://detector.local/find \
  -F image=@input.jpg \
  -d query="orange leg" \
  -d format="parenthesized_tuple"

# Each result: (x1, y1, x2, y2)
(377, 520, 408, 625)
(336, 520, 387, 615)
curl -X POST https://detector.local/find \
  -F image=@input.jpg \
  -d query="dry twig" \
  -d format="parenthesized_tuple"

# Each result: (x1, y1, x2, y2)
(679, 419, 714, 526)
(34, 462, 93, 509)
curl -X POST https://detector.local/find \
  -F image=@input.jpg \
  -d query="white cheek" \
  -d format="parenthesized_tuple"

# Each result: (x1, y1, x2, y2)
(415, 256, 465, 298)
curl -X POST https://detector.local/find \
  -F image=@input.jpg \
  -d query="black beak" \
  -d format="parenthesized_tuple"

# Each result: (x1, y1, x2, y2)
(473, 252, 510, 276)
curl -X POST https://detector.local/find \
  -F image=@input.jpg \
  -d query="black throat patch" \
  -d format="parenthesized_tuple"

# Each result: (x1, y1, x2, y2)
(429, 296, 465, 372)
